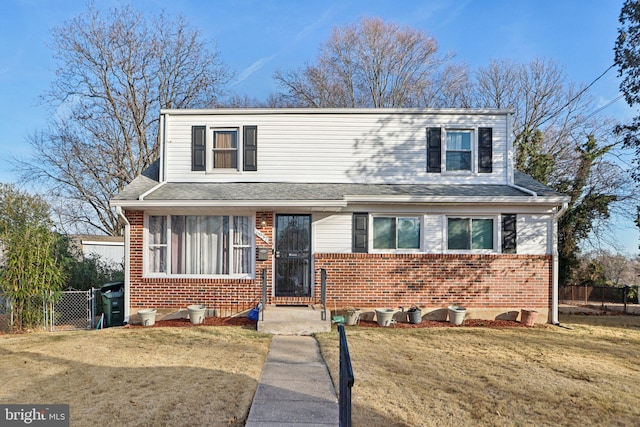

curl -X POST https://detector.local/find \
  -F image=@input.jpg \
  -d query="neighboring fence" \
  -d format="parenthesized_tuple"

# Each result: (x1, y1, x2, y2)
(338, 324, 354, 427)
(559, 285, 639, 313)
(49, 289, 95, 331)
(0, 289, 98, 332)
(0, 293, 10, 333)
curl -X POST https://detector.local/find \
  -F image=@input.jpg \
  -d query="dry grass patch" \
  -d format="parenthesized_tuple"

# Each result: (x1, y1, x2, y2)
(0, 326, 270, 426)
(316, 315, 640, 427)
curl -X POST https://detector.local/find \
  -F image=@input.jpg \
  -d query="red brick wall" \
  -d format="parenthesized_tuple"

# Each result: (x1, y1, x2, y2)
(314, 253, 552, 310)
(126, 210, 552, 313)
(126, 210, 273, 314)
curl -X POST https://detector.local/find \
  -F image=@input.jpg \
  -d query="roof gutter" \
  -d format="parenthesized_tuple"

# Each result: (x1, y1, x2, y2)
(344, 195, 565, 204)
(110, 199, 349, 209)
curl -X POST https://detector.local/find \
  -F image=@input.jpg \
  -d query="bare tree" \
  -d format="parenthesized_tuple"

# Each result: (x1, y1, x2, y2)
(472, 58, 637, 283)
(17, 5, 231, 235)
(575, 251, 640, 287)
(472, 58, 610, 182)
(274, 17, 469, 108)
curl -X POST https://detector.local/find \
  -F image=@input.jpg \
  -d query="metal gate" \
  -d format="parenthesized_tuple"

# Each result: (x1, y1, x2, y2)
(0, 293, 10, 333)
(49, 289, 95, 331)
(275, 214, 312, 297)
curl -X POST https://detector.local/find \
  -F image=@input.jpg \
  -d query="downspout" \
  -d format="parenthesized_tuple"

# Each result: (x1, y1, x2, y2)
(552, 202, 569, 325)
(116, 206, 131, 323)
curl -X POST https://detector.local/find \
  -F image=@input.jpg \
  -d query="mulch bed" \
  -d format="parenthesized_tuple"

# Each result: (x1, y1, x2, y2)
(129, 316, 256, 328)
(130, 317, 529, 329)
(355, 319, 529, 328)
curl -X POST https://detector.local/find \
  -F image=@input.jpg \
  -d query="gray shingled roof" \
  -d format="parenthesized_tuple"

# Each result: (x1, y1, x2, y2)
(112, 160, 566, 203)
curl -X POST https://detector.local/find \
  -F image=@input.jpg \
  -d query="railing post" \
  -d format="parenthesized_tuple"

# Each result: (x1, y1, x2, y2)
(321, 268, 327, 321)
(338, 324, 354, 427)
(261, 268, 267, 321)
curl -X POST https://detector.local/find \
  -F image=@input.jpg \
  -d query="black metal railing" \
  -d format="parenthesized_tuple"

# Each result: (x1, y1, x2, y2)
(321, 268, 327, 321)
(261, 268, 267, 321)
(338, 324, 354, 427)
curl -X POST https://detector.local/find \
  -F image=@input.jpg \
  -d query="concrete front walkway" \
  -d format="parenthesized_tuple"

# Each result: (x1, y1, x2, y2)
(245, 335, 339, 427)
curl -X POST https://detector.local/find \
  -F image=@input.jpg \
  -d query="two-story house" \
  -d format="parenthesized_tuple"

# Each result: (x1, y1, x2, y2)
(111, 108, 568, 326)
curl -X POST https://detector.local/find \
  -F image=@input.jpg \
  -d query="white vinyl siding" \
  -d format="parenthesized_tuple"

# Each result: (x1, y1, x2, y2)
(163, 111, 508, 185)
(423, 214, 443, 252)
(517, 215, 551, 255)
(313, 213, 352, 253)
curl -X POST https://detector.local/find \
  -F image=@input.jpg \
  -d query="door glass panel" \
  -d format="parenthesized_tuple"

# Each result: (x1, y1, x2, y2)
(275, 215, 311, 297)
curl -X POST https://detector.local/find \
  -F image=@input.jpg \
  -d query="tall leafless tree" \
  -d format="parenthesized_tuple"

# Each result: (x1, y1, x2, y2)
(473, 58, 609, 183)
(17, 5, 231, 236)
(274, 17, 469, 108)
(473, 58, 637, 279)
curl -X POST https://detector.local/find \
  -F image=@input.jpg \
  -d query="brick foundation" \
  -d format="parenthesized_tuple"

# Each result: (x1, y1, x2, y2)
(314, 253, 552, 311)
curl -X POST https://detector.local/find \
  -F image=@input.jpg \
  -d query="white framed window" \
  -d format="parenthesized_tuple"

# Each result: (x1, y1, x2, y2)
(447, 217, 495, 251)
(445, 130, 473, 172)
(146, 214, 253, 277)
(148, 215, 167, 273)
(210, 129, 238, 169)
(372, 216, 421, 251)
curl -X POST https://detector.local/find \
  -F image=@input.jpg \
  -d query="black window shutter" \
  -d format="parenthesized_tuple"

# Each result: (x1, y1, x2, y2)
(426, 127, 442, 173)
(502, 214, 517, 254)
(478, 127, 493, 173)
(243, 126, 257, 171)
(191, 126, 206, 171)
(352, 213, 368, 253)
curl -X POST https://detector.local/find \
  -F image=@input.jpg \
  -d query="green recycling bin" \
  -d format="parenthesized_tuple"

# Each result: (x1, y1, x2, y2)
(101, 282, 124, 327)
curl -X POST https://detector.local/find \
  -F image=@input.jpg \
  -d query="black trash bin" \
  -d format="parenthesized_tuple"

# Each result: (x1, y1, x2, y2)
(101, 282, 124, 327)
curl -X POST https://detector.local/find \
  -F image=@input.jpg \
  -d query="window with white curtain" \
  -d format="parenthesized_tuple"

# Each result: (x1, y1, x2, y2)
(148, 215, 252, 276)
(148, 215, 167, 273)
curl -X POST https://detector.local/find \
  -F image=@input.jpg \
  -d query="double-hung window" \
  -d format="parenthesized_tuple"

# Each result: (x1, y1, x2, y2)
(447, 217, 494, 250)
(192, 125, 259, 172)
(147, 215, 253, 276)
(212, 129, 238, 169)
(373, 216, 421, 250)
(445, 130, 472, 172)
(148, 216, 168, 273)
(427, 127, 492, 174)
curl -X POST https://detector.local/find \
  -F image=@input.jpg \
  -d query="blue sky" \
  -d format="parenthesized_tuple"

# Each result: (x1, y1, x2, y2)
(0, 0, 637, 252)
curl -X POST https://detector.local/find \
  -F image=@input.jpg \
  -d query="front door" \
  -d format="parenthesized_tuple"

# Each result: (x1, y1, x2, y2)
(275, 214, 311, 297)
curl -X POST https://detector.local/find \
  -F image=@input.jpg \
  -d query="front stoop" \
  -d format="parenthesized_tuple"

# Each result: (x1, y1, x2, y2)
(257, 306, 331, 335)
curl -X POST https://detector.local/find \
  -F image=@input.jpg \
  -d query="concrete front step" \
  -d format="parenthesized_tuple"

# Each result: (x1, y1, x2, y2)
(258, 306, 331, 335)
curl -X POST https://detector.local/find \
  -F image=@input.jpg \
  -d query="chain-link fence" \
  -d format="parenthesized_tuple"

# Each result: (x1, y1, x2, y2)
(0, 289, 99, 332)
(0, 293, 10, 333)
(49, 289, 96, 331)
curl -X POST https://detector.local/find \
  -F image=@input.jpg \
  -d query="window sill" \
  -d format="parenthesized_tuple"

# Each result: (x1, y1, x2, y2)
(143, 273, 254, 280)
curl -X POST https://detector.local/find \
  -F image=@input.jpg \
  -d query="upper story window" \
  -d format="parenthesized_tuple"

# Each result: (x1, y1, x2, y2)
(191, 125, 257, 172)
(212, 130, 238, 169)
(427, 127, 492, 174)
(445, 131, 472, 171)
(373, 216, 421, 250)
